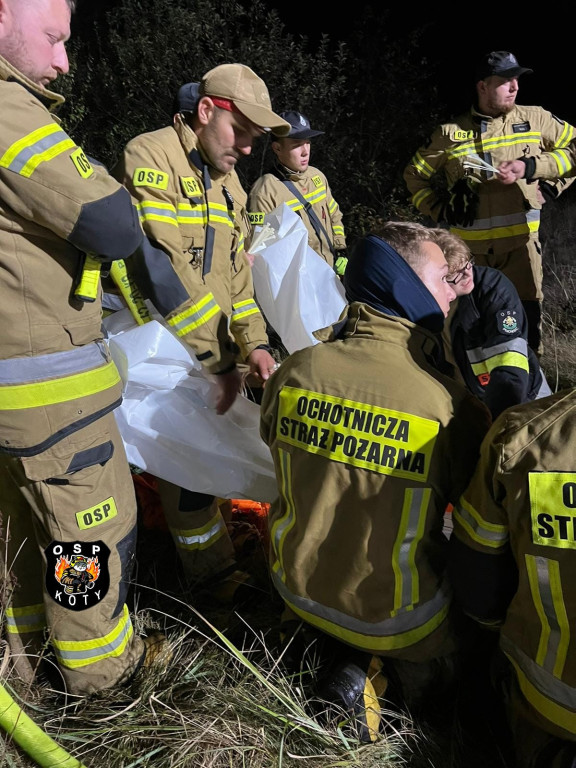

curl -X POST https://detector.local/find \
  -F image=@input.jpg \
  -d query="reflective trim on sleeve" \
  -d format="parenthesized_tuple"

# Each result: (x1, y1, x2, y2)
(0, 123, 75, 178)
(551, 149, 573, 176)
(230, 298, 260, 322)
(410, 151, 434, 179)
(332, 225, 345, 237)
(167, 293, 221, 336)
(5, 603, 46, 634)
(328, 199, 338, 215)
(468, 339, 530, 377)
(52, 604, 134, 669)
(412, 187, 436, 209)
(452, 496, 508, 549)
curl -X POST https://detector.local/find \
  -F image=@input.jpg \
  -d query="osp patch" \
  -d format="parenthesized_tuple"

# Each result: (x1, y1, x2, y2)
(497, 309, 518, 334)
(45, 541, 110, 611)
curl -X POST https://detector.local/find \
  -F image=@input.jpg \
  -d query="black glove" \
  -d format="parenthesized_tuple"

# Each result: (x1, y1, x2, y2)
(538, 181, 559, 202)
(443, 178, 479, 227)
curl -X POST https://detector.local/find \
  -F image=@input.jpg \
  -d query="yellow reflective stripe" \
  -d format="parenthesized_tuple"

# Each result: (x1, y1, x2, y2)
(137, 200, 178, 226)
(527, 555, 551, 667)
(170, 511, 226, 552)
(555, 121, 574, 148)
(167, 293, 220, 336)
(526, 555, 570, 678)
(328, 199, 338, 214)
(272, 449, 297, 572)
(0, 360, 120, 410)
(237, 231, 245, 254)
(306, 188, 327, 205)
(448, 133, 542, 158)
(53, 605, 133, 669)
(450, 219, 540, 241)
(392, 488, 430, 614)
(412, 187, 435, 209)
(507, 654, 576, 735)
(5, 603, 46, 633)
(286, 596, 449, 652)
(0, 123, 75, 178)
(452, 496, 507, 548)
(411, 151, 434, 178)
(471, 350, 530, 376)
(552, 149, 572, 175)
(286, 198, 304, 213)
(332, 225, 345, 236)
(231, 299, 260, 322)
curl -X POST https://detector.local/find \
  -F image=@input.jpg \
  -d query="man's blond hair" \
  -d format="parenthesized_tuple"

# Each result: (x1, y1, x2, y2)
(370, 221, 441, 274)
(428, 228, 471, 274)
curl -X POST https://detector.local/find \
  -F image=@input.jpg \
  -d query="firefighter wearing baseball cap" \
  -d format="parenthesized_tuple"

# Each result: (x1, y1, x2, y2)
(403, 50, 576, 357)
(112, 64, 289, 596)
(248, 110, 348, 276)
(0, 0, 167, 695)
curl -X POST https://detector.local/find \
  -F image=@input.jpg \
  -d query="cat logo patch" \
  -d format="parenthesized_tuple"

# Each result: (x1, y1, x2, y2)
(45, 541, 110, 611)
(498, 309, 518, 334)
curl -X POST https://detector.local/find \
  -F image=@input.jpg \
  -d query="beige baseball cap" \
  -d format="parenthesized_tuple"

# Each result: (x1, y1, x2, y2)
(199, 63, 290, 136)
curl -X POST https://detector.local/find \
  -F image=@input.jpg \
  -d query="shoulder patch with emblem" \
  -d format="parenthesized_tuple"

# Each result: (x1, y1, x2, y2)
(45, 541, 110, 611)
(497, 309, 518, 334)
(70, 148, 94, 179)
(132, 167, 169, 189)
(311, 175, 323, 187)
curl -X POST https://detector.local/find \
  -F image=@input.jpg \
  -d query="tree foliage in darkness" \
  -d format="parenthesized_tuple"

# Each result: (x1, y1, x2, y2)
(59, 0, 446, 243)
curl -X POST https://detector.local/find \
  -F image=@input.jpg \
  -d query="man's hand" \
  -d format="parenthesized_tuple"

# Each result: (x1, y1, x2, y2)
(247, 348, 278, 384)
(244, 252, 255, 267)
(497, 160, 526, 184)
(214, 368, 242, 415)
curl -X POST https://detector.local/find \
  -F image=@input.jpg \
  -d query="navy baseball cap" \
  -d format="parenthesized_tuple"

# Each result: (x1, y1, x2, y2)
(475, 51, 533, 82)
(272, 111, 324, 140)
(174, 82, 201, 114)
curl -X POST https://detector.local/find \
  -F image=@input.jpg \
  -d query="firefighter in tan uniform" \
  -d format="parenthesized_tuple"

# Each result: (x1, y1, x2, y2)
(113, 65, 289, 595)
(0, 0, 165, 695)
(248, 111, 348, 276)
(450, 389, 576, 767)
(403, 51, 575, 356)
(260, 222, 491, 742)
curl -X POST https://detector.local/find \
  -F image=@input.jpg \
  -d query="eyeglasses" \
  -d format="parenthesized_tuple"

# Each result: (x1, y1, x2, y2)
(446, 257, 475, 285)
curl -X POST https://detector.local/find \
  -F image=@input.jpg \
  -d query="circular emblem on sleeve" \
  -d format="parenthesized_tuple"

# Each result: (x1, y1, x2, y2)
(498, 309, 518, 334)
(45, 541, 110, 611)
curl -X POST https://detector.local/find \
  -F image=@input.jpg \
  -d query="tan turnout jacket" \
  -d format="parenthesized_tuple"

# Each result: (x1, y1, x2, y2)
(260, 303, 490, 660)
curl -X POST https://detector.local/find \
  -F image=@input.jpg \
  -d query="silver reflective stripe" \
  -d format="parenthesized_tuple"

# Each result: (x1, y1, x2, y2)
(467, 337, 528, 365)
(501, 635, 576, 710)
(454, 502, 507, 545)
(170, 296, 219, 335)
(5, 128, 71, 174)
(535, 556, 563, 675)
(0, 342, 108, 384)
(272, 570, 451, 637)
(55, 616, 132, 663)
(395, 488, 428, 614)
(536, 369, 553, 399)
(461, 209, 540, 232)
(173, 518, 225, 548)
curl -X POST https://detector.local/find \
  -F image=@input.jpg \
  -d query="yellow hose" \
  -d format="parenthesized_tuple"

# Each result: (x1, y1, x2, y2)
(0, 682, 87, 768)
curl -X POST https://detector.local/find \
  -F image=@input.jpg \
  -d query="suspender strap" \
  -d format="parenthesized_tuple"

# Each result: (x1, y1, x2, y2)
(282, 179, 336, 257)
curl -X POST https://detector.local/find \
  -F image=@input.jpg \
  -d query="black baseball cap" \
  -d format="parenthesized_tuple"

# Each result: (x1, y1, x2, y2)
(174, 82, 201, 114)
(475, 51, 533, 82)
(272, 110, 324, 140)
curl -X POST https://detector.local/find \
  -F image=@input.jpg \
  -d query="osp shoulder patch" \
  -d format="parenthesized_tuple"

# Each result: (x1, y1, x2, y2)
(75, 496, 118, 531)
(45, 540, 110, 611)
(452, 129, 475, 142)
(132, 167, 169, 189)
(311, 175, 323, 188)
(248, 212, 265, 225)
(70, 148, 94, 179)
(497, 309, 518, 334)
(180, 176, 201, 197)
